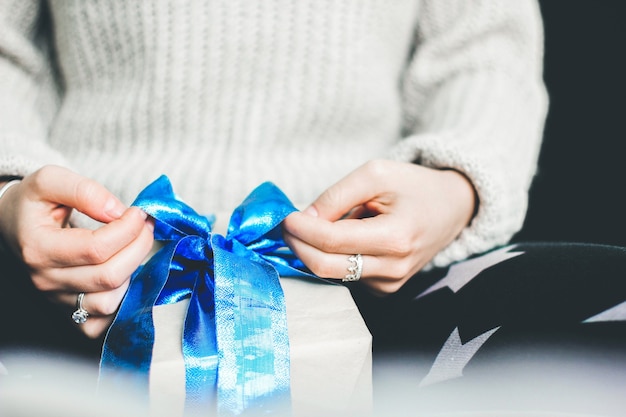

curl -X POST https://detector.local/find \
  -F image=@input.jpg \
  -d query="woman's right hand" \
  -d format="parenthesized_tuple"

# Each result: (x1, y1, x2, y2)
(0, 165, 154, 338)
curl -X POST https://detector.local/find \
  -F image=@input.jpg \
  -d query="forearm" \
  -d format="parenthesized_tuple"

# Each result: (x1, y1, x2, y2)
(389, 0, 548, 266)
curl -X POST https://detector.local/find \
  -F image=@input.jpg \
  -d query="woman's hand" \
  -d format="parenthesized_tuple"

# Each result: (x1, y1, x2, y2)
(282, 159, 476, 295)
(0, 165, 154, 338)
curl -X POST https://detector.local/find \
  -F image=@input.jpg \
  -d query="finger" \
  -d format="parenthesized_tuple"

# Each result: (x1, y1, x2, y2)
(358, 276, 410, 297)
(283, 211, 408, 257)
(56, 281, 129, 318)
(80, 315, 117, 339)
(25, 165, 126, 223)
(284, 230, 414, 281)
(54, 289, 125, 339)
(32, 221, 154, 292)
(304, 160, 389, 221)
(30, 207, 149, 268)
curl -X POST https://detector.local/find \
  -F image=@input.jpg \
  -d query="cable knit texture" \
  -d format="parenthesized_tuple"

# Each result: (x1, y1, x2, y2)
(0, 0, 547, 268)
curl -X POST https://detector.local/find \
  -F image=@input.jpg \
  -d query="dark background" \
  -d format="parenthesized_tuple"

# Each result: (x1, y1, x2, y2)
(514, 0, 626, 247)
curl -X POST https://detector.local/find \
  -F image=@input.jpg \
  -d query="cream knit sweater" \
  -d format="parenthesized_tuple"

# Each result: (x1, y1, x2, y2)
(0, 1, 547, 268)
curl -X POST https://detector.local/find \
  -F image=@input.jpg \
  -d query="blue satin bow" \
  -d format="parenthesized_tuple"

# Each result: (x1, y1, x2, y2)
(99, 176, 313, 415)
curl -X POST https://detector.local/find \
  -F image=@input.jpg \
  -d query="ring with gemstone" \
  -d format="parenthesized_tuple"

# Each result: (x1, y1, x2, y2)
(343, 254, 363, 282)
(71, 292, 89, 324)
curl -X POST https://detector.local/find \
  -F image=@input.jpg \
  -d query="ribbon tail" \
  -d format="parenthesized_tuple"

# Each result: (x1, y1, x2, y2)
(212, 235, 291, 416)
(99, 242, 180, 399)
(182, 270, 219, 414)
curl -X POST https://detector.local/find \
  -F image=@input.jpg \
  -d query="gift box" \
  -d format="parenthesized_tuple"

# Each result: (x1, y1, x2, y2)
(149, 277, 372, 417)
(99, 177, 372, 416)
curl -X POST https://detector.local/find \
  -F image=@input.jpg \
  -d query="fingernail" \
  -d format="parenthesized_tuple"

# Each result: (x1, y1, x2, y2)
(137, 208, 148, 220)
(104, 198, 124, 219)
(303, 205, 318, 217)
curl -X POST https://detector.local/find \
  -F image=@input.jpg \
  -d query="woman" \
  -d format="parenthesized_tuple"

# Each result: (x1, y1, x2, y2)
(22, 4, 626, 412)
(0, 0, 546, 342)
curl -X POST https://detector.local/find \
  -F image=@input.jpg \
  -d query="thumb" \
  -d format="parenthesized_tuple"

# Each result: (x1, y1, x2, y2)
(305, 161, 382, 221)
(26, 165, 127, 224)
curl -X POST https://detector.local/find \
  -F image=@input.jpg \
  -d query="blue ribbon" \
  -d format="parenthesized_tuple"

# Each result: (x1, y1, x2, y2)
(99, 175, 313, 415)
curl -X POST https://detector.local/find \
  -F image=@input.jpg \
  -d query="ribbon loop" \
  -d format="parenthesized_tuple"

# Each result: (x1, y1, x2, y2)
(226, 182, 299, 249)
(135, 174, 215, 241)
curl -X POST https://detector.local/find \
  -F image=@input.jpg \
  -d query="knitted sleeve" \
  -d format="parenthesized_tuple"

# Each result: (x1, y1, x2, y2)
(387, 0, 548, 268)
(0, 1, 66, 178)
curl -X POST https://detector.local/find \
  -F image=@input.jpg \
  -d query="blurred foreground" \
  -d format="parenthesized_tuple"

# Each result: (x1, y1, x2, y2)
(1, 348, 625, 417)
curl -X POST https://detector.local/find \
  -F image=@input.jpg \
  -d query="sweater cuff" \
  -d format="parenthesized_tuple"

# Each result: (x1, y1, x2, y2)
(0, 132, 71, 179)
(386, 133, 528, 269)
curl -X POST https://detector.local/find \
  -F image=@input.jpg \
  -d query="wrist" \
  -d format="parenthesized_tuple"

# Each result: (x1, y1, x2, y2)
(439, 168, 478, 227)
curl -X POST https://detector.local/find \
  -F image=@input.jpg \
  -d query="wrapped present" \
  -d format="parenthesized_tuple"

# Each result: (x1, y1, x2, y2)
(99, 176, 372, 416)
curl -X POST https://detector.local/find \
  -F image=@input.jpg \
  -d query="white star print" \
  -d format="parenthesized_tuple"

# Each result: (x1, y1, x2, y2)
(415, 245, 524, 300)
(419, 326, 501, 387)
(583, 301, 626, 323)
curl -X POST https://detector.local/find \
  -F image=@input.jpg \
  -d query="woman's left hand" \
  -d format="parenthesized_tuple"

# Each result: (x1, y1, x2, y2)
(282, 159, 476, 295)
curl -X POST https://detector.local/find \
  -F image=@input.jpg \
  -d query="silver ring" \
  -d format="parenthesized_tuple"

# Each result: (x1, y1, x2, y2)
(71, 293, 89, 324)
(343, 254, 363, 282)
